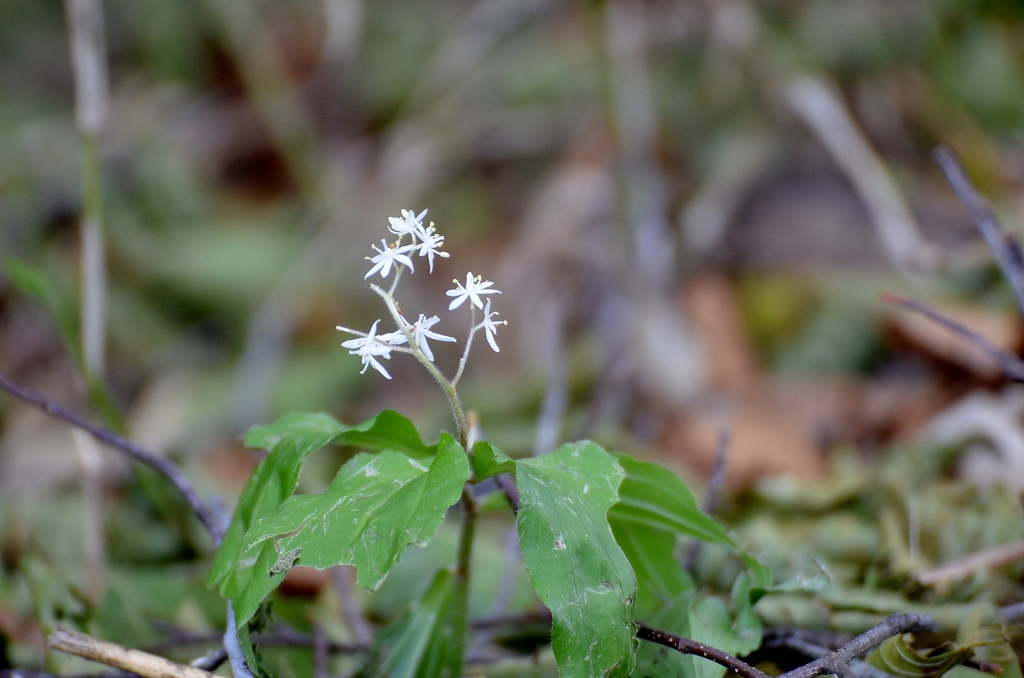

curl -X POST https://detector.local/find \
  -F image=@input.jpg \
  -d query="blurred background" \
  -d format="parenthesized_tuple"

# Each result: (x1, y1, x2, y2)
(5, 0, 1024, 674)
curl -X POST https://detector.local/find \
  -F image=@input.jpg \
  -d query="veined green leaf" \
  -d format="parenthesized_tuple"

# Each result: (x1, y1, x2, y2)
(516, 441, 637, 678)
(609, 455, 770, 596)
(471, 440, 515, 482)
(229, 434, 469, 624)
(609, 520, 692, 616)
(209, 409, 439, 625)
(357, 568, 457, 678)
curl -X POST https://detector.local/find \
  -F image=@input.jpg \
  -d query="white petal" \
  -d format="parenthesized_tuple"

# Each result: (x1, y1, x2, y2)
(485, 328, 500, 352)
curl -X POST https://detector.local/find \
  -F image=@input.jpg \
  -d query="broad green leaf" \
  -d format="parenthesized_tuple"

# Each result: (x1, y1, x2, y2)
(357, 568, 457, 678)
(516, 441, 637, 678)
(471, 440, 515, 481)
(609, 520, 692, 616)
(209, 409, 438, 624)
(609, 455, 770, 596)
(637, 591, 760, 678)
(230, 434, 469, 624)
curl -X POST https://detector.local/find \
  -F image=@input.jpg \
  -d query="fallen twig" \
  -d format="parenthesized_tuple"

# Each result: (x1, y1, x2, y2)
(48, 626, 216, 678)
(916, 540, 1024, 586)
(782, 613, 934, 678)
(880, 294, 1024, 382)
(637, 613, 934, 678)
(0, 372, 223, 543)
(933, 146, 1024, 317)
(636, 623, 772, 678)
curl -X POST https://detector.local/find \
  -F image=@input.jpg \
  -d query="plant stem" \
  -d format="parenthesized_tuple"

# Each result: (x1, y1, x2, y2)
(371, 283, 469, 448)
(449, 490, 477, 678)
(451, 305, 478, 387)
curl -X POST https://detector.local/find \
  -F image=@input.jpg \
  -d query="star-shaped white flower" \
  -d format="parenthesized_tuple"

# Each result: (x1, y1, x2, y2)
(387, 209, 427, 240)
(479, 299, 505, 352)
(386, 314, 456, 361)
(365, 239, 415, 279)
(446, 272, 500, 310)
(414, 224, 450, 273)
(339, 319, 393, 378)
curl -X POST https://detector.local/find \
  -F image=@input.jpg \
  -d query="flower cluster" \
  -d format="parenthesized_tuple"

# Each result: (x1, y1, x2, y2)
(338, 209, 506, 381)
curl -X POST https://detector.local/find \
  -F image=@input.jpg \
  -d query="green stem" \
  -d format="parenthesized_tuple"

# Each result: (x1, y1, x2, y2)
(371, 284, 469, 449)
(449, 489, 477, 678)
(451, 304, 478, 388)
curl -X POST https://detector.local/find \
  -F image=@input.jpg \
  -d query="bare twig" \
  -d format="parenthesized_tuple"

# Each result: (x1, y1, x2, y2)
(684, 427, 730, 571)
(330, 565, 374, 646)
(934, 146, 1024, 316)
(635, 623, 772, 678)
(533, 296, 568, 457)
(48, 627, 216, 678)
(770, 638, 899, 678)
(312, 624, 328, 678)
(999, 600, 1024, 623)
(784, 76, 934, 275)
(782, 613, 934, 678)
(72, 429, 107, 604)
(916, 540, 1024, 586)
(0, 372, 223, 543)
(190, 647, 227, 672)
(224, 602, 256, 678)
(637, 614, 934, 678)
(880, 294, 1024, 381)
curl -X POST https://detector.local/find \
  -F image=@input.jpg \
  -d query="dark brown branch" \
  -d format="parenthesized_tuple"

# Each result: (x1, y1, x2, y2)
(934, 146, 1024, 317)
(638, 614, 934, 678)
(782, 613, 934, 678)
(635, 623, 772, 678)
(0, 372, 223, 544)
(880, 294, 1024, 382)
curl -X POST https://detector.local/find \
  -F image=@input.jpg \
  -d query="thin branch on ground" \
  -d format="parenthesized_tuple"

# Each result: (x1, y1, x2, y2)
(782, 613, 934, 678)
(0, 372, 223, 543)
(224, 602, 256, 678)
(684, 426, 730, 571)
(916, 540, 1024, 586)
(637, 613, 934, 678)
(934, 145, 1024, 316)
(48, 626, 216, 678)
(879, 294, 1024, 382)
(636, 623, 772, 678)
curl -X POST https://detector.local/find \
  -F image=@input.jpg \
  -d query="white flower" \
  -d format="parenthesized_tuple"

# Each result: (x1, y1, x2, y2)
(446, 272, 500, 310)
(479, 299, 505, 352)
(340, 320, 393, 378)
(388, 209, 427, 240)
(365, 239, 415, 279)
(386, 314, 456, 361)
(414, 224, 450, 273)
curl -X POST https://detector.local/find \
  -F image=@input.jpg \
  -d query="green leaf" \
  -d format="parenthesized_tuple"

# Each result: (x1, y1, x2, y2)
(357, 568, 458, 678)
(609, 455, 770, 596)
(516, 441, 637, 678)
(471, 440, 515, 481)
(230, 434, 469, 625)
(209, 410, 439, 625)
(867, 633, 1001, 678)
(609, 520, 692, 617)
